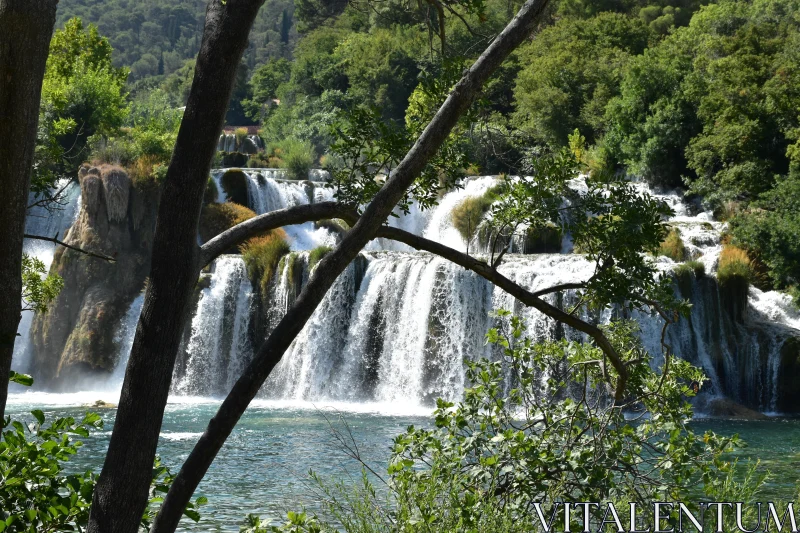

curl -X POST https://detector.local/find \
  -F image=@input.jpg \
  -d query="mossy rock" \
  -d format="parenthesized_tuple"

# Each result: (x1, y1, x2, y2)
(673, 261, 705, 298)
(220, 152, 248, 167)
(220, 169, 249, 207)
(521, 225, 562, 253)
(199, 202, 260, 252)
(777, 337, 800, 413)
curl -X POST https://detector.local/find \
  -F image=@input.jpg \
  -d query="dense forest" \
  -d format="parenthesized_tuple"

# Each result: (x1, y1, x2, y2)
(48, 0, 800, 304)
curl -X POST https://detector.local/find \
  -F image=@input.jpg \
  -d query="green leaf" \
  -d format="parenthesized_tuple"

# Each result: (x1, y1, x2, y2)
(31, 410, 45, 426)
(9, 371, 33, 387)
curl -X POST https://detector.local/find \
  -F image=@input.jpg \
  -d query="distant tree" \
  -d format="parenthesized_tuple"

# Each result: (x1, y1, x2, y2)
(512, 13, 651, 148)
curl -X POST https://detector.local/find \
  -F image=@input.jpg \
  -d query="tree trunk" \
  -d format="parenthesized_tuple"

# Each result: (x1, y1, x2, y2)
(0, 0, 58, 421)
(151, 0, 549, 530)
(87, 1, 265, 531)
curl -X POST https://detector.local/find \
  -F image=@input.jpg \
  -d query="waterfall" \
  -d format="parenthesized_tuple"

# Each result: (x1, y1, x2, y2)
(23, 169, 800, 413)
(240, 169, 338, 250)
(14, 179, 82, 375)
(173, 257, 254, 396)
(107, 293, 145, 387)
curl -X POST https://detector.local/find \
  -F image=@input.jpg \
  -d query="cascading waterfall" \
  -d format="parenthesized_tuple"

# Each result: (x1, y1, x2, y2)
(240, 169, 337, 250)
(14, 179, 82, 374)
(173, 256, 255, 396)
(23, 169, 800, 413)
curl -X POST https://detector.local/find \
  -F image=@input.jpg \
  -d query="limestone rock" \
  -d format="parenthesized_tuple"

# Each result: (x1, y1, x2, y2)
(30, 165, 160, 387)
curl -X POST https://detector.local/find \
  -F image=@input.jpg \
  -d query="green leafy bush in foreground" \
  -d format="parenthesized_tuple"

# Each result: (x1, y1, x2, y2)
(250, 317, 759, 532)
(0, 411, 100, 532)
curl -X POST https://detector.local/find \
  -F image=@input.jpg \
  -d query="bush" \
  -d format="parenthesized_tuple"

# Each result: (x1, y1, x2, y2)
(281, 138, 316, 180)
(0, 409, 206, 531)
(241, 231, 291, 296)
(308, 245, 332, 270)
(235, 127, 248, 146)
(658, 228, 685, 261)
(717, 245, 752, 286)
(127, 154, 166, 192)
(198, 202, 258, 243)
(450, 186, 502, 243)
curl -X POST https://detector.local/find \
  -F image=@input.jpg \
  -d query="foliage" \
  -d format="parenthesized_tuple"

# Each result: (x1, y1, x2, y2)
(20, 254, 64, 314)
(0, 411, 102, 532)
(604, 0, 800, 199)
(241, 231, 292, 296)
(262, 319, 752, 532)
(330, 61, 473, 214)
(277, 138, 316, 180)
(38, 18, 129, 178)
(55, 0, 297, 83)
(731, 173, 800, 290)
(199, 202, 259, 244)
(450, 186, 502, 243)
(512, 13, 651, 147)
(717, 245, 753, 286)
(0, 407, 206, 533)
(308, 246, 333, 270)
(658, 227, 686, 261)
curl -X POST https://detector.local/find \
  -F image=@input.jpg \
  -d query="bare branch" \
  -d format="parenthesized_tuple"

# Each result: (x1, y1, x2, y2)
(199, 202, 351, 267)
(375, 226, 629, 402)
(23, 233, 116, 262)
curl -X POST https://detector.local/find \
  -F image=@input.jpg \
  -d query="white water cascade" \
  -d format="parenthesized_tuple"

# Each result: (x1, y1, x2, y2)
(19, 170, 800, 414)
(14, 180, 82, 374)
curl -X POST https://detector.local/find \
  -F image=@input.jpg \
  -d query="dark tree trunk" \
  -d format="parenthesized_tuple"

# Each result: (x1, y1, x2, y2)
(0, 0, 58, 421)
(87, 1, 265, 531)
(151, 0, 549, 530)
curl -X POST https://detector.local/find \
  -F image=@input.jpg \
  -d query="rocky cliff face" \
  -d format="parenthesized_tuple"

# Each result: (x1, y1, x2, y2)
(30, 165, 159, 386)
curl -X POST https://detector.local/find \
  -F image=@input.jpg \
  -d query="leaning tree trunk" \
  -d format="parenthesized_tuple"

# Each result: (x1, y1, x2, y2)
(150, 0, 549, 530)
(0, 0, 59, 421)
(86, 1, 265, 531)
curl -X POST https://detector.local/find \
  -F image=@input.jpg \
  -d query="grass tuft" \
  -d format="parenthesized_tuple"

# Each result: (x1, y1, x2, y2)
(450, 185, 503, 243)
(717, 245, 752, 286)
(241, 230, 291, 296)
(308, 246, 333, 270)
(658, 228, 686, 261)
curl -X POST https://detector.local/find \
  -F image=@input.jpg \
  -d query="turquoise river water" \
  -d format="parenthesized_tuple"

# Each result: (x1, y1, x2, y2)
(6, 394, 800, 531)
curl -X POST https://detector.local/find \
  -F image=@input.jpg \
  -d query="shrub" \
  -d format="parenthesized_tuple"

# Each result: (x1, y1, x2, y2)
(658, 228, 685, 261)
(0, 409, 206, 531)
(308, 245, 333, 270)
(198, 202, 257, 243)
(450, 185, 502, 243)
(241, 230, 291, 295)
(717, 245, 752, 286)
(127, 154, 165, 191)
(235, 127, 248, 146)
(281, 138, 316, 180)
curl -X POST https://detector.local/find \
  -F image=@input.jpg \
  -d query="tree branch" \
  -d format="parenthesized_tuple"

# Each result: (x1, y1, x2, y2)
(375, 226, 629, 402)
(23, 233, 116, 262)
(151, 0, 550, 527)
(199, 202, 347, 267)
